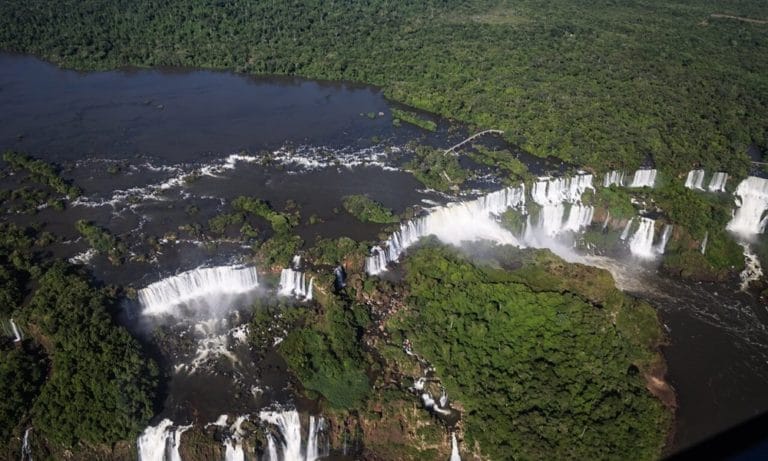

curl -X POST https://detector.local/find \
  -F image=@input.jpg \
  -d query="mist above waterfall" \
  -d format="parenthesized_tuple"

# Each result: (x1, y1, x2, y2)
(137, 265, 260, 320)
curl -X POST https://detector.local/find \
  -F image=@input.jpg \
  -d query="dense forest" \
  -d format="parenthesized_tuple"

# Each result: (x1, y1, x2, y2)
(0, 0, 766, 175)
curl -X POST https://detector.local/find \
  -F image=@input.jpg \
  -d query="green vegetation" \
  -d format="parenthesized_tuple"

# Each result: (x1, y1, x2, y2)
(589, 186, 636, 220)
(0, 342, 46, 441)
(232, 196, 298, 234)
(391, 108, 437, 132)
(652, 183, 743, 275)
(0, 1, 765, 174)
(342, 195, 399, 224)
(75, 220, 126, 263)
(262, 295, 372, 409)
(406, 145, 467, 191)
(0, 223, 157, 450)
(308, 237, 367, 266)
(467, 145, 530, 182)
(18, 263, 158, 446)
(3, 151, 80, 199)
(392, 245, 669, 459)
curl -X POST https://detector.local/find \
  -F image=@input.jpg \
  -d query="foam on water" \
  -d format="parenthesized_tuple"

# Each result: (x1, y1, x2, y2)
(740, 244, 763, 291)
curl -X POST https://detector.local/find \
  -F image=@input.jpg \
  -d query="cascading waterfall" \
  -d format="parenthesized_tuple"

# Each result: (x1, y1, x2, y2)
(137, 419, 192, 461)
(333, 265, 347, 290)
(450, 433, 461, 461)
(620, 219, 634, 241)
(700, 232, 708, 255)
(727, 176, 768, 235)
(685, 170, 706, 190)
(10, 318, 22, 342)
(708, 172, 728, 192)
(221, 415, 248, 461)
(279, 268, 313, 301)
(654, 224, 673, 254)
(526, 174, 594, 237)
(628, 169, 657, 188)
(603, 170, 625, 187)
(739, 244, 763, 291)
(365, 185, 526, 275)
(259, 410, 325, 461)
(21, 427, 32, 461)
(628, 217, 656, 258)
(138, 265, 259, 317)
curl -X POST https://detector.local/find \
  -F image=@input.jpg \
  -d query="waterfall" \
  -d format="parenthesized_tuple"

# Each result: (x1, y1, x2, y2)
(10, 318, 22, 342)
(654, 224, 673, 254)
(526, 174, 594, 237)
(365, 185, 526, 274)
(684, 170, 706, 190)
(708, 172, 728, 192)
(727, 177, 768, 235)
(530, 174, 593, 205)
(739, 244, 763, 291)
(629, 217, 656, 258)
(603, 170, 625, 187)
(620, 219, 634, 241)
(138, 265, 259, 317)
(562, 204, 595, 233)
(21, 427, 32, 461)
(137, 419, 192, 461)
(333, 265, 347, 289)
(700, 232, 708, 255)
(279, 268, 313, 301)
(222, 415, 248, 461)
(450, 433, 461, 461)
(628, 169, 657, 188)
(259, 410, 325, 461)
(602, 212, 611, 230)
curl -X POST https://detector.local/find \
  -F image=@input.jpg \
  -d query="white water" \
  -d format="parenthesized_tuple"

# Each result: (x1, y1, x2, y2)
(450, 433, 461, 461)
(259, 410, 325, 461)
(708, 172, 729, 192)
(138, 265, 259, 317)
(10, 318, 22, 342)
(701, 232, 709, 255)
(603, 170, 625, 187)
(740, 244, 763, 291)
(21, 427, 32, 461)
(137, 419, 192, 461)
(628, 169, 657, 188)
(279, 269, 313, 301)
(654, 224, 673, 254)
(727, 176, 768, 235)
(629, 218, 657, 258)
(526, 174, 594, 237)
(531, 174, 593, 205)
(620, 219, 634, 240)
(685, 170, 706, 190)
(221, 415, 248, 461)
(365, 185, 526, 274)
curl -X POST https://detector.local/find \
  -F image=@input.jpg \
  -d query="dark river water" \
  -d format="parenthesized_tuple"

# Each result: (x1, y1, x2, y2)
(1, 53, 767, 456)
